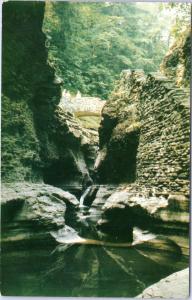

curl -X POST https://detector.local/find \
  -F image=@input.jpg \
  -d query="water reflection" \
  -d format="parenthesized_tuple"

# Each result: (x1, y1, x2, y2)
(1, 205, 189, 297)
(2, 234, 188, 297)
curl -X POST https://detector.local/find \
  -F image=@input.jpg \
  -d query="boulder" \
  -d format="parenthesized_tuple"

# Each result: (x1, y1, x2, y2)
(1, 183, 79, 243)
(136, 268, 189, 298)
(97, 188, 189, 235)
(91, 184, 118, 207)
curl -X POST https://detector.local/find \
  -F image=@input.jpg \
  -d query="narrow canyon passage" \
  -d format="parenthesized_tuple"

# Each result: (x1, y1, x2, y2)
(1, 1, 190, 298)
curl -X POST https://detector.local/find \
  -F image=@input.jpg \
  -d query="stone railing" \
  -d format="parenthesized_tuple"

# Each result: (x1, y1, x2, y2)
(59, 91, 105, 115)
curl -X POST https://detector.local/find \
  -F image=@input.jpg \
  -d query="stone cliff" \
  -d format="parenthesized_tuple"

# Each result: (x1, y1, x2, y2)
(96, 70, 141, 183)
(1, 3, 189, 296)
(97, 69, 190, 194)
(136, 72, 189, 196)
(2, 1, 95, 189)
(1, 1, 190, 242)
(161, 28, 190, 87)
(95, 69, 190, 233)
(2, 1, 60, 182)
(1, 1, 99, 243)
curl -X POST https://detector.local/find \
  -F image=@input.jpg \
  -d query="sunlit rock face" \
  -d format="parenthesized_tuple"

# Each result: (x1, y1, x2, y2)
(51, 91, 105, 187)
(136, 268, 189, 299)
(136, 72, 189, 197)
(161, 28, 190, 87)
(44, 106, 98, 188)
(96, 187, 189, 235)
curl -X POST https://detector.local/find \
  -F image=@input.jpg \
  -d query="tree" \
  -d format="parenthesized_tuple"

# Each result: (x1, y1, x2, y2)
(44, 2, 173, 99)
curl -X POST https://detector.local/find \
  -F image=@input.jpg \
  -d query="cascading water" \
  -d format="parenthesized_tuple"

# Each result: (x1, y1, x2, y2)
(79, 186, 92, 207)
(2, 188, 188, 297)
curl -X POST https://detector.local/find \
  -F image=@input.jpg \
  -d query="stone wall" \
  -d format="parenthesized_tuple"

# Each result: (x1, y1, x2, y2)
(136, 72, 190, 197)
(96, 70, 141, 183)
(96, 70, 190, 197)
(95, 70, 190, 233)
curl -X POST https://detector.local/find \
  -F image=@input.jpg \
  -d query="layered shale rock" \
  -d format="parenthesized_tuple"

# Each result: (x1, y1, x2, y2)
(95, 70, 141, 183)
(43, 91, 105, 189)
(44, 106, 97, 188)
(95, 70, 190, 232)
(48, 97, 101, 188)
(136, 73, 189, 196)
(97, 187, 189, 235)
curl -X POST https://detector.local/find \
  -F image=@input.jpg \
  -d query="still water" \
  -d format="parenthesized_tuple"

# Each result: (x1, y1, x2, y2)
(1, 206, 189, 297)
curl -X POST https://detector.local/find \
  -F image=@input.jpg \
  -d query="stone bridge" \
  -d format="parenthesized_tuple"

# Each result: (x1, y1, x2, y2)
(59, 90, 106, 115)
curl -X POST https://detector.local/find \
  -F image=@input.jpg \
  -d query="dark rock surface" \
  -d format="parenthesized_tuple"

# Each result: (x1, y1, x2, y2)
(1, 2, 97, 188)
(96, 70, 141, 183)
(2, 2, 61, 182)
(95, 69, 189, 233)
(1, 183, 78, 243)
(96, 70, 189, 195)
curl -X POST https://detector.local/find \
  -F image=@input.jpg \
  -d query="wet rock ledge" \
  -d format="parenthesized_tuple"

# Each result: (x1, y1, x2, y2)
(1, 183, 78, 244)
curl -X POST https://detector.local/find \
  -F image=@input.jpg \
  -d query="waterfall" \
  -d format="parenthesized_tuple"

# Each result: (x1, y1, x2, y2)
(79, 186, 92, 207)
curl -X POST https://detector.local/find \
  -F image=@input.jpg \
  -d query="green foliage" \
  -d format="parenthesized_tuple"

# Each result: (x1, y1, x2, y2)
(44, 3, 171, 99)
(159, 4, 191, 87)
(160, 3, 191, 39)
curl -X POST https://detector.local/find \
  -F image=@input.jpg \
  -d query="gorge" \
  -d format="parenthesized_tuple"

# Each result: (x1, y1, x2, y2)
(1, 1, 190, 298)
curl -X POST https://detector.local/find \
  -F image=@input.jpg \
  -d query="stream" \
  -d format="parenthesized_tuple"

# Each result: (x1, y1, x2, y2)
(1, 190, 189, 297)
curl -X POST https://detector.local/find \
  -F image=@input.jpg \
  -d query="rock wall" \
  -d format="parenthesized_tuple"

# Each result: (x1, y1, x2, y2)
(45, 107, 98, 188)
(96, 70, 141, 183)
(161, 28, 190, 87)
(136, 72, 190, 197)
(2, 1, 61, 182)
(97, 70, 190, 196)
(2, 1, 95, 188)
(95, 70, 190, 232)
